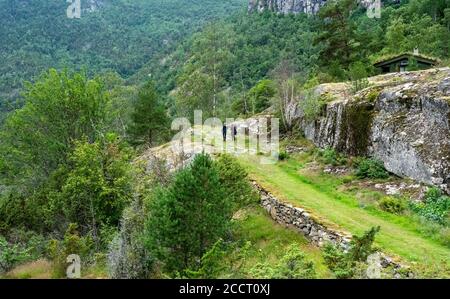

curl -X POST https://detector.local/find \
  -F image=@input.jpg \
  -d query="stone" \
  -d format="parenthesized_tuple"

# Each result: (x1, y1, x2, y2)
(293, 68, 450, 194)
(248, 0, 375, 15)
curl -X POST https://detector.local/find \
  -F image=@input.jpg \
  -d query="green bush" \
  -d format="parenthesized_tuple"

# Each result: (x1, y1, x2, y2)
(278, 151, 290, 161)
(379, 196, 406, 214)
(0, 236, 31, 274)
(318, 148, 347, 166)
(58, 134, 134, 236)
(48, 223, 93, 278)
(322, 243, 353, 279)
(410, 188, 450, 225)
(354, 158, 389, 179)
(215, 154, 259, 211)
(323, 226, 380, 279)
(348, 62, 370, 94)
(248, 243, 316, 279)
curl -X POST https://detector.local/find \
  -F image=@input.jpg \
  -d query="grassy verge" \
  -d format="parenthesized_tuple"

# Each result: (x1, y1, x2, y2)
(238, 155, 450, 275)
(232, 206, 332, 278)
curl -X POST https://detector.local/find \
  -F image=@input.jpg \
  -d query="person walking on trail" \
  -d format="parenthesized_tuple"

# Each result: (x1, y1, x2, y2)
(233, 125, 238, 141)
(222, 124, 227, 142)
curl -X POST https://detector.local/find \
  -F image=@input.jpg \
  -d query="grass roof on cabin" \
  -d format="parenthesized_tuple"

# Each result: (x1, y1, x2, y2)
(373, 52, 441, 66)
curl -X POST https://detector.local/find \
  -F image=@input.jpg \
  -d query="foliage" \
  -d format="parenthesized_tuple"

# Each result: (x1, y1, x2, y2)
(348, 61, 370, 93)
(248, 243, 316, 279)
(322, 243, 354, 279)
(0, 0, 245, 119)
(317, 148, 347, 166)
(348, 226, 380, 262)
(0, 236, 31, 274)
(184, 239, 228, 279)
(55, 134, 133, 237)
(316, 0, 359, 73)
(298, 78, 322, 122)
(0, 69, 109, 192)
(410, 188, 450, 225)
(323, 226, 380, 279)
(379, 196, 407, 214)
(215, 154, 259, 211)
(145, 153, 233, 275)
(278, 151, 290, 161)
(354, 158, 389, 179)
(108, 199, 154, 279)
(47, 223, 93, 278)
(127, 81, 170, 146)
(234, 79, 277, 116)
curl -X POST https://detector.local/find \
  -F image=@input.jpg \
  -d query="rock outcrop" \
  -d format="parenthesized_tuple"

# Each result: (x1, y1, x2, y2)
(248, 0, 328, 15)
(293, 68, 450, 193)
(247, 0, 386, 15)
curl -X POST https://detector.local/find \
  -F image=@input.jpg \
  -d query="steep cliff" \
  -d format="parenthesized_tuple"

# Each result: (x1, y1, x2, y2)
(294, 68, 450, 193)
(248, 0, 328, 14)
(247, 0, 391, 15)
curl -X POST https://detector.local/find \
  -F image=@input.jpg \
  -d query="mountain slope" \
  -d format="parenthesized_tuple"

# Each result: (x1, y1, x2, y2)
(0, 0, 246, 119)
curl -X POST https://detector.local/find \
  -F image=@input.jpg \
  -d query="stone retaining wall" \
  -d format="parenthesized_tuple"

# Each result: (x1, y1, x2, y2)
(253, 182, 410, 275)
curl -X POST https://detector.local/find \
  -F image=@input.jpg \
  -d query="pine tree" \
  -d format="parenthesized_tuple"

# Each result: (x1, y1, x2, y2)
(127, 81, 169, 146)
(145, 153, 232, 275)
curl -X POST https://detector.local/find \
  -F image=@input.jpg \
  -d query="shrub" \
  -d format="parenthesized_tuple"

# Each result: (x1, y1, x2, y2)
(379, 196, 406, 214)
(184, 239, 228, 279)
(248, 243, 316, 279)
(410, 188, 450, 225)
(108, 199, 154, 279)
(58, 134, 133, 237)
(278, 151, 290, 161)
(0, 236, 30, 274)
(322, 243, 353, 279)
(348, 61, 370, 94)
(215, 154, 259, 211)
(323, 226, 380, 279)
(318, 148, 347, 166)
(47, 223, 93, 278)
(354, 158, 389, 179)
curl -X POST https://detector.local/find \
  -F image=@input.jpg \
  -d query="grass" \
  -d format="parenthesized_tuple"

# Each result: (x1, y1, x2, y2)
(233, 206, 332, 278)
(238, 155, 450, 275)
(1, 259, 52, 279)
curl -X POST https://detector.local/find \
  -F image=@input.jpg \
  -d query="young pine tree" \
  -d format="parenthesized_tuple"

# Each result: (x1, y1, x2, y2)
(128, 81, 169, 146)
(145, 153, 232, 275)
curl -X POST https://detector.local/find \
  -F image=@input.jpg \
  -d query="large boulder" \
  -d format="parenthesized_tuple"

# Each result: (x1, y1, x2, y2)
(294, 68, 450, 193)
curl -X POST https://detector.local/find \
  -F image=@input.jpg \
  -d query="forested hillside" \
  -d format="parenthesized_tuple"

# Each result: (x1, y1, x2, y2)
(0, 0, 245, 121)
(148, 0, 450, 119)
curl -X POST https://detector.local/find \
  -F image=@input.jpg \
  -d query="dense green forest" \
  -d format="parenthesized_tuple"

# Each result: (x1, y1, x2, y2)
(0, 0, 449, 279)
(148, 0, 450, 119)
(0, 0, 245, 122)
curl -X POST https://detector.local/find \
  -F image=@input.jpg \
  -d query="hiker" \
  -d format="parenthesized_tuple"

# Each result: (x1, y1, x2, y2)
(222, 124, 227, 142)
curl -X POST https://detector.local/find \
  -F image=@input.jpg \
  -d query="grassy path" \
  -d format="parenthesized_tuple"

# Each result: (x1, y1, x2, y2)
(238, 156, 450, 271)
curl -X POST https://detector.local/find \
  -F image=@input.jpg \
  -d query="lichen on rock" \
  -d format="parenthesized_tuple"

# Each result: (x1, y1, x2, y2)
(294, 68, 450, 193)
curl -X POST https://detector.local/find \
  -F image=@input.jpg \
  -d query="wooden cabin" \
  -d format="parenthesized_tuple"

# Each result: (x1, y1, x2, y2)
(374, 52, 439, 74)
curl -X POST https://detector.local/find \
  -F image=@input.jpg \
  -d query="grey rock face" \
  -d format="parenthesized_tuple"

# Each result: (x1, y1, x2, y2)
(294, 68, 450, 193)
(247, 0, 379, 15)
(371, 86, 450, 193)
(248, 0, 328, 14)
